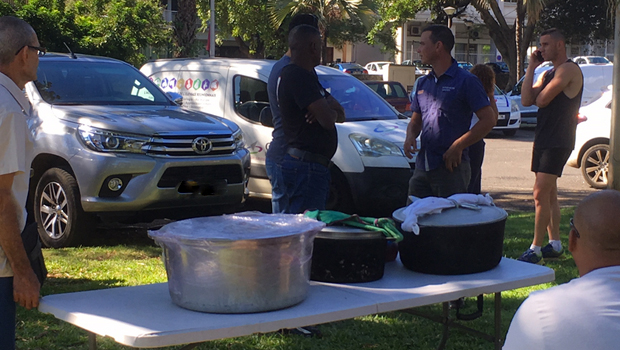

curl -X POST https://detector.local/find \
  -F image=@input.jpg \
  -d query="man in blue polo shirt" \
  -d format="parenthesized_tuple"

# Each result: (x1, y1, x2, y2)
(403, 25, 497, 198)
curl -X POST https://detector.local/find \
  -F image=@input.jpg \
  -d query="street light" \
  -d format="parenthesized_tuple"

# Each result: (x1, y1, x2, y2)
(443, 6, 457, 56)
(464, 19, 473, 64)
(443, 6, 456, 28)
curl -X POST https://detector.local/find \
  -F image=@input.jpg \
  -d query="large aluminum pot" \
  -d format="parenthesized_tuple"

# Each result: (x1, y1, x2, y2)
(393, 205, 507, 275)
(149, 212, 325, 313)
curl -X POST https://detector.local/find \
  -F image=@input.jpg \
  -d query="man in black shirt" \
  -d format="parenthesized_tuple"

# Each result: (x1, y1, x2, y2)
(278, 24, 343, 214)
(519, 28, 583, 264)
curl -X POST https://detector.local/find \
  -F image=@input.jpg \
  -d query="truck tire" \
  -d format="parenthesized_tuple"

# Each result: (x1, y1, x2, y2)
(34, 168, 89, 248)
(580, 144, 609, 189)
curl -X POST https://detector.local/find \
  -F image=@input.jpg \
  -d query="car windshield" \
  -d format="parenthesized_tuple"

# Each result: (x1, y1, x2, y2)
(318, 75, 398, 121)
(35, 60, 171, 105)
(341, 63, 363, 69)
(376, 62, 390, 69)
(589, 57, 610, 64)
(494, 85, 505, 96)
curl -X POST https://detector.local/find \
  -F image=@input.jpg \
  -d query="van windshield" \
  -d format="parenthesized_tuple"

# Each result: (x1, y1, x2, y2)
(318, 75, 399, 121)
(34, 61, 172, 105)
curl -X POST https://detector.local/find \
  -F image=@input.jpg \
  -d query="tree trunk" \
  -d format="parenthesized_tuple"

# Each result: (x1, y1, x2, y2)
(516, 0, 524, 80)
(172, 0, 199, 58)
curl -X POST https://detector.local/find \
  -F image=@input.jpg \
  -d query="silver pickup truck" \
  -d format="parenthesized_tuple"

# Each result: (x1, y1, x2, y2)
(25, 54, 250, 248)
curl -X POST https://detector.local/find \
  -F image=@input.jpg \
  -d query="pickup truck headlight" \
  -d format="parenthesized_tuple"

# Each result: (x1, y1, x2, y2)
(233, 129, 245, 151)
(78, 126, 150, 153)
(511, 102, 519, 113)
(349, 133, 404, 157)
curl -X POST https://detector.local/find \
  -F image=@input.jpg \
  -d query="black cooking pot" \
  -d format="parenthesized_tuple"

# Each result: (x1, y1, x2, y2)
(311, 226, 393, 283)
(393, 205, 507, 275)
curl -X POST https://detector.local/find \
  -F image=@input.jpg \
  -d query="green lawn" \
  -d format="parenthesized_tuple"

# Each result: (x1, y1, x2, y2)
(16, 209, 577, 350)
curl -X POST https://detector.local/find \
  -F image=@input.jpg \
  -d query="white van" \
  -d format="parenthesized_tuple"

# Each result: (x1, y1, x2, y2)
(508, 63, 613, 126)
(140, 58, 417, 216)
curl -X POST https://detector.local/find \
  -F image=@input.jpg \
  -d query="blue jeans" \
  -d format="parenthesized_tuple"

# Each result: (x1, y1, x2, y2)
(280, 154, 331, 214)
(0, 277, 15, 350)
(265, 157, 288, 213)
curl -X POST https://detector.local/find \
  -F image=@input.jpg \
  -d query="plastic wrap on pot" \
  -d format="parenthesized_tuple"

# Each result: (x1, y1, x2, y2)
(149, 212, 325, 313)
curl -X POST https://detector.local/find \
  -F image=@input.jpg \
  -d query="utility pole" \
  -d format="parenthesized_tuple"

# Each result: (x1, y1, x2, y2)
(610, 4, 620, 190)
(209, 0, 215, 57)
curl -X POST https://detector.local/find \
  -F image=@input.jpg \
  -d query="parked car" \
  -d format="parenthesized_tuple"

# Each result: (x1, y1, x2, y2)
(26, 53, 251, 247)
(141, 58, 420, 217)
(485, 62, 509, 74)
(572, 56, 612, 65)
(492, 85, 521, 136)
(508, 63, 613, 127)
(332, 62, 368, 74)
(402, 59, 432, 74)
(567, 89, 612, 189)
(364, 81, 411, 114)
(364, 61, 393, 75)
(457, 62, 473, 70)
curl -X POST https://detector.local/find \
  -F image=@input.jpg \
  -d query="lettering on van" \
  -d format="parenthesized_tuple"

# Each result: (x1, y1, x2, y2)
(150, 77, 220, 92)
(248, 141, 263, 155)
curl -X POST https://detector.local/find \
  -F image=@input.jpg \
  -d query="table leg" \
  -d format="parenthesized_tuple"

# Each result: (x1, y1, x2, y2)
(436, 302, 450, 350)
(88, 332, 97, 350)
(494, 292, 502, 350)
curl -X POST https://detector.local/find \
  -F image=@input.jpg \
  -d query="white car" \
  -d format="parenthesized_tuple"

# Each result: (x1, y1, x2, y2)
(493, 85, 521, 136)
(508, 63, 613, 127)
(567, 89, 612, 189)
(572, 56, 612, 65)
(364, 61, 393, 75)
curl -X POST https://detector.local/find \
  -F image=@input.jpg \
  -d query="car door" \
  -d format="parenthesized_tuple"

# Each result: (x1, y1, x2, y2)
(225, 68, 273, 197)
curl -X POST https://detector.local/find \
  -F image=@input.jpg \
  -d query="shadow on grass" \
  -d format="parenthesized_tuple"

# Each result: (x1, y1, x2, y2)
(488, 189, 592, 212)
(41, 277, 126, 296)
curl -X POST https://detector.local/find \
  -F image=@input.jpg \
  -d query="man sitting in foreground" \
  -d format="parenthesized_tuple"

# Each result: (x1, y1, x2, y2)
(503, 189, 620, 349)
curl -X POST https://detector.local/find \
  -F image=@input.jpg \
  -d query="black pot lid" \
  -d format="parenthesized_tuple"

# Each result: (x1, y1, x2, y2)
(318, 225, 386, 240)
(392, 205, 507, 227)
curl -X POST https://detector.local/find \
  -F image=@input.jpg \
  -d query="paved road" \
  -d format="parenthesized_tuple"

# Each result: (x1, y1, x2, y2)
(482, 128, 596, 212)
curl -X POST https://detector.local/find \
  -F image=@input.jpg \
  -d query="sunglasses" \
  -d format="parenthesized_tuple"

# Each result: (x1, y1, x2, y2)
(570, 217, 580, 238)
(15, 45, 47, 57)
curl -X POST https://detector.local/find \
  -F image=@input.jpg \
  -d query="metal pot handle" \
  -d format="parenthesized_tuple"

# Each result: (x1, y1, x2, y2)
(455, 294, 484, 321)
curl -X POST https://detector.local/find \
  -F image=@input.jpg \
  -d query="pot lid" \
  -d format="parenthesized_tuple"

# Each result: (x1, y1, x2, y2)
(393, 205, 507, 227)
(149, 211, 325, 242)
(318, 225, 386, 240)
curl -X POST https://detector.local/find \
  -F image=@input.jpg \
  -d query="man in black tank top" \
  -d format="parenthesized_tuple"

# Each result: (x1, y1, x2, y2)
(519, 28, 583, 264)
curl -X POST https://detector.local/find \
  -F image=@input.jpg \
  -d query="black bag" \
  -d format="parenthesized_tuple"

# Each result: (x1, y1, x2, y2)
(21, 223, 47, 286)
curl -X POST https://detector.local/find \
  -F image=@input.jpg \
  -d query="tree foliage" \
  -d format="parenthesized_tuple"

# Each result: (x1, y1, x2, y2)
(0, 0, 170, 67)
(538, 0, 613, 44)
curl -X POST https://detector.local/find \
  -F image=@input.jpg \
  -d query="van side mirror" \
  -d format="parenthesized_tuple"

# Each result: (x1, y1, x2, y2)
(259, 106, 273, 127)
(167, 92, 183, 106)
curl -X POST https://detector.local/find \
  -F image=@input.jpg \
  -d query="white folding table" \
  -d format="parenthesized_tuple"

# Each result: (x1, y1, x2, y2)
(38, 258, 554, 350)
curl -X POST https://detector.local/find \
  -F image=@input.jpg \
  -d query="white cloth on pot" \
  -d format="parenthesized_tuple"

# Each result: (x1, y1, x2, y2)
(400, 193, 495, 235)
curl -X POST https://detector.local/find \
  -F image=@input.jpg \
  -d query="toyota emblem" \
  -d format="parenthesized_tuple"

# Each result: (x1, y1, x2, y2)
(191, 137, 212, 154)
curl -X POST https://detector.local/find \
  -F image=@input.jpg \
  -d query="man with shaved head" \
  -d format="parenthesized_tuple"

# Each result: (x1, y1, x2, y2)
(0, 16, 42, 349)
(503, 190, 620, 349)
(518, 28, 584, 263)
(277, 24, 343, 213)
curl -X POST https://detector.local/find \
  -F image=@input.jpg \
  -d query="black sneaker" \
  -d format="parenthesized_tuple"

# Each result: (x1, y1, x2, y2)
(517, 249, 543, 264)
(541, 243, 563, 259)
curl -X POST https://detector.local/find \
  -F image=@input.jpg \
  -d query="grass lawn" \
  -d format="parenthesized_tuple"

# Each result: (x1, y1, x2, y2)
(16, 208, 577, 350)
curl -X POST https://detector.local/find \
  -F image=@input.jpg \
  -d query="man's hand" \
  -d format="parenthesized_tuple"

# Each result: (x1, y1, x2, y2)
(404, 136, 418, 159)
(443, 143, 464, 172)
(13, 270, 40, 309)
(326, 95, 345, 123)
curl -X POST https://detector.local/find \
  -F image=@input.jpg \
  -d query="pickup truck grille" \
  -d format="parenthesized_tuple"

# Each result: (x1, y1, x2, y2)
(158, 164, 244, 188)
(147, 134, 236, 157)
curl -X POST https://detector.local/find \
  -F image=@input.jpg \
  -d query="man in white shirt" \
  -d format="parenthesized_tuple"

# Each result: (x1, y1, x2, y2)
(0, 16, 41, 350)
(503, 189, 620, 349)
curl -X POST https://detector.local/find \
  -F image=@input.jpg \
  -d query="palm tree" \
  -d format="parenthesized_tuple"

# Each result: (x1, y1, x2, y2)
(469, 0, 547, 89)
(269, 0, 377, 64)
(172, 0, 199, 58)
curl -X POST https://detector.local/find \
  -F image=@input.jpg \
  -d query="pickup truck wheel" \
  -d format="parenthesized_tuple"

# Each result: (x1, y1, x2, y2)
(580, 144, 609, 189)
(34, 168, 88, 248)
(326, 169, 355, 215)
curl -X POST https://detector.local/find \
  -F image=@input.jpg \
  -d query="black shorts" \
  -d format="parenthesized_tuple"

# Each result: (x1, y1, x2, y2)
(531, 148, 572, 177)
